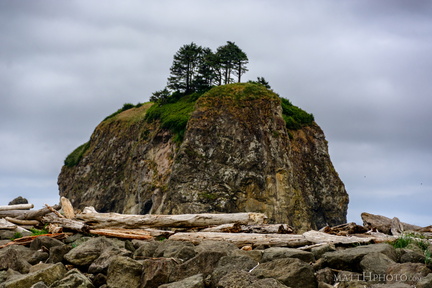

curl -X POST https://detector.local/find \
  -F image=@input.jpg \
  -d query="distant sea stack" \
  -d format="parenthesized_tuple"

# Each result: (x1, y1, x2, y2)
(58, 83, 349, 231)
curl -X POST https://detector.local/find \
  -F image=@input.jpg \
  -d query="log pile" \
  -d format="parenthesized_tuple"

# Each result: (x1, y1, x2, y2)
(1, 198, 431, 250)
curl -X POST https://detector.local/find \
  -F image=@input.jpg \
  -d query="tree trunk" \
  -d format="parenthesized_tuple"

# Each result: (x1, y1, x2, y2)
(168, 232, 310, 248)
(0, 205, 61, 220)
(42, 214, 90, 233)
(76, 210, 267, 229)
(0, 204, 34, 211)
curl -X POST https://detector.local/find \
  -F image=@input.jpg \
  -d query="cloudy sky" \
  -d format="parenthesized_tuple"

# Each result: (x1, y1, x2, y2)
(1, 0, 431, 226)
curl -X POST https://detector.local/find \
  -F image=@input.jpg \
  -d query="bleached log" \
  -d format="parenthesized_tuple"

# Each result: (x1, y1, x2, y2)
(89, 228, 173, 240)
(0, 204, 62, 220)
(303, 230, 375, 245)
(0, 218, 17, 230)
(0, 204, 34, 211)
(168, 232, 310, 247)
(42, 214, 89, 233)
(361, 212, 421, 235)
(5, 217, 39, 226)
(60, 197, 75, 219)
(201, 223, 293, 234)
(77, 210, 267, 229)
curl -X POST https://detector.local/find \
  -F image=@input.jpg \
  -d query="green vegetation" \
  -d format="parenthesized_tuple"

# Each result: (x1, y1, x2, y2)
(391, 233, 432, 264)
(10, 232, 23, 240)
(64, 141, 90, 168)
(103, 102, 143, 121)
(145, 92, 202, 143)
(280, 97, 314, 130)
(30, 227, 49, 236)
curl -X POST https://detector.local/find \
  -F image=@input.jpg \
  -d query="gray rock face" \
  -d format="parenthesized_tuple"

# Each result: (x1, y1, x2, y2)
(360, 252, 396, 282)
(58, 84, 348, 231)
(106, 256, 142, 288)
(251, 257, 317, 288)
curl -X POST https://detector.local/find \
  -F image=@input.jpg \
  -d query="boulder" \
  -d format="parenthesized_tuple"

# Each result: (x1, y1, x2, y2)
(8, 196, 28, 205)
(315, 267, 335, 285)
(133, 241, 160, 259)
(47, 245, 73, 264)
(50, 269, 94, 288)
(141, 258, 178, 288)
(106, 256, 142, 288)
(1, 263, 67, 288)
(417, 273, 432, 288)
(251, 257, 317, 288)
(88, 246, 132, 274)
(360, 252, 396, 282)
(153, 240, 197, 262)
(211, 255, 258, 286)
(386, 262, 431, 285)
(30, 282, 49, 288)
(217, 270, 289, 288)
(322, 243, 397, 272)
(0, 246, 32, 274)
(261, 247, 315, 263)
(158, 274, 204, 288)
(29, 236, 64, 251)
(64, 237, 117, 266)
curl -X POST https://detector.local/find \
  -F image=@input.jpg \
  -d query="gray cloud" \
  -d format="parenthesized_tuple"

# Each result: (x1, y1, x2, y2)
(1, 0, 431, 226)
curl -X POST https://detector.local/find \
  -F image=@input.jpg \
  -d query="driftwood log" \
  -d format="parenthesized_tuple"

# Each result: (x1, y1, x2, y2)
(60, 197, 75, 219)
(169, 232, 310, 247)
(0, 204, 34, 211)
(89, 228, 174, 240)
(4, 217, 39, 226)
(361, 212, 422, 235)
(77, 210, 267, 229)
(200, 223, 293, 234)
(42, 214, 90, 233)
(303, 230, 375, 245)
(0, 204, 61, 221)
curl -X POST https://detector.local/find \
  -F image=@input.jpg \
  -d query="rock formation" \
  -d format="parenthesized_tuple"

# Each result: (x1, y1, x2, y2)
(58, 83, 348, 231)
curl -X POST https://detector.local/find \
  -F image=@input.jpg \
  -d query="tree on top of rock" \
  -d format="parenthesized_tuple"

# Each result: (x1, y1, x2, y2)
(216, 41, 248, 84)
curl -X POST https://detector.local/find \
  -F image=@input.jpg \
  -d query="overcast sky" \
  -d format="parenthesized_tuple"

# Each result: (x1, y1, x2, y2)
(1, 0, 431, 226)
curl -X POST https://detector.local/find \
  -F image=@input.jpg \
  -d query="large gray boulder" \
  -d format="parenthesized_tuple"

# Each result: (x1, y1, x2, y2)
(106, 256, 142, 288)
(417, 273, 432, 288)
(64, 237, 117, 266)
(360, 252, 396, 283)
(251, 257, 317, 288)
(0, 246, 32, 274)
(158, 274, 204, 288)
(88, 246, 132, 274)
(385, 262, 431, 285)
(141, 258, 178, 288)
(1, 263, 66, 288)
(211, 255, 258, 286)
(217, 270, 290, 288)
(50, 269, 94, 288)
(323, 243, 397, 272)
(261, 247, 315, 263)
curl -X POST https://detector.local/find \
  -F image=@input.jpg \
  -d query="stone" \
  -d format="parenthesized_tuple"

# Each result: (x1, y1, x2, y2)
(172, 251, 227, 282)
(159, 274, 204, 288)
(153, 239, 197, 262)
(8, 196, 28, 205)
(417, 273, 432, 288)
(322, 243, 397, 272)
(399, 249, 426, 263)
(251, 257, 317, 288)
(64, 237, 117, 266)
(92, 273, 107, 287)
(30, 282, 49, 288)
(311, 244, 336, 259)
(211, 255, 258, 286)
(0, 246, 32, 274)
(27, 251, 49, 265)
(360, 252, 396, 282)
(217, 270, 289, 288)
(261, 247, 315, 263)
(141, 258, 178, 288)
(50, 269, 94, 288)
(315, 267, 335, 285)
(386, 262, 431, 285)
(88, 246, 132, 274)
(47, 245, 73, 263)
(194, 240, 238, 255)
(106, 256, 142, 288)
(133, 241, 160, 259)
(2, 263, 67, 288)
(29, 236, 64, 251)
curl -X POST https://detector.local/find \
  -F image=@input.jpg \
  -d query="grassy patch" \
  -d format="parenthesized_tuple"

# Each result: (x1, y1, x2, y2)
(103, 102, 144, 121)
(391, 232, 431, 264)
(280, 98, 314, 130)
(30, 227, 49, 236)
(145, 93, 200, 143)
(64, 141, 90, 168)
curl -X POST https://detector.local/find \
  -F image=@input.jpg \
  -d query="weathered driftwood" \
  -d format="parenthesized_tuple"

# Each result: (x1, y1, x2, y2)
(0, 218, 16, 230)
(42, 214, 90, 233)
(0, 204, 34, 211)
(5, 217, 40, 226)
(361, 212, 421, 235)
(169, 232, 310, 247)
(303, 230, 375, 245)
(60, 197, 75, 219)
(320, 222, 367, 236)
(89, 228, 173, 240)
(0, 233, 70, 249)
(77, 209, 267, 229)
(0, 204, 62, 221)
(45, 204, 65, 218)
(200, 223, 293, 234)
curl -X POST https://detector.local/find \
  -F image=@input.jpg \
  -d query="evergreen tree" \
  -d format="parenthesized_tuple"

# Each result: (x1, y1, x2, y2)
(193, 47, 218, 90)
(216, 41, 248, 84)
(167, 42, 203, 93)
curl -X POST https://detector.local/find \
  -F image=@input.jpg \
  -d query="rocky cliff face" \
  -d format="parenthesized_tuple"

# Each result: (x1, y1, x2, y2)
(58, 83, 348, 231)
